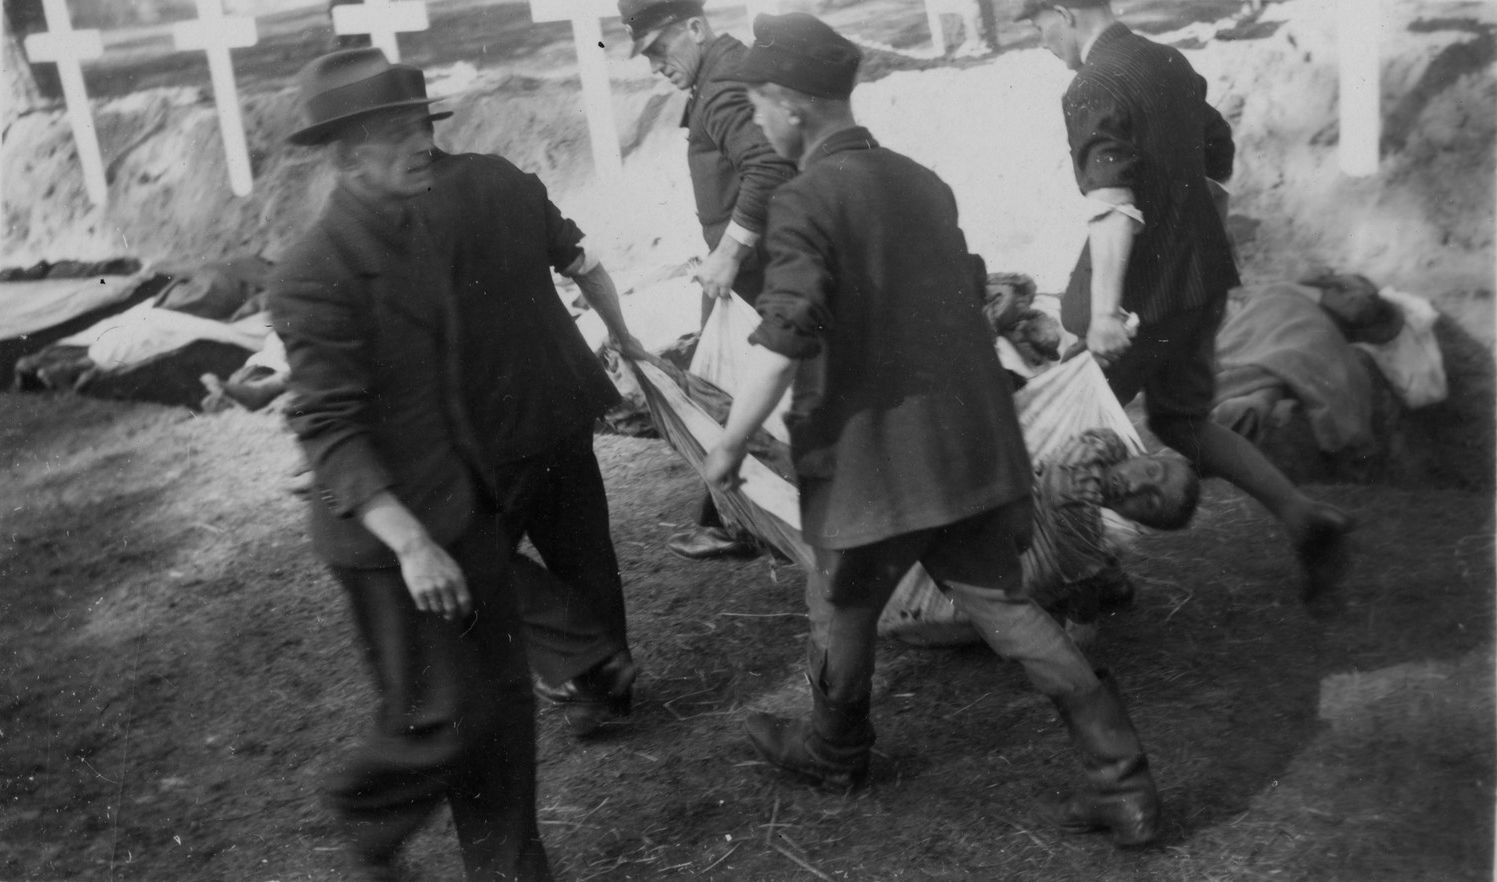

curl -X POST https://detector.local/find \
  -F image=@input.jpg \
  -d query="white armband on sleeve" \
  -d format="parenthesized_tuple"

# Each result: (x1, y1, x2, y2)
(562, 246, 599, 278)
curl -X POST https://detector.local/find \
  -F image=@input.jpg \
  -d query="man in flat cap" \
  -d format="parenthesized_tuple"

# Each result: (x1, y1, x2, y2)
(703, 12, 1161, 848)
(1020, 0, 1354, 606)
(621, 0, 798, 561)
(271, 47, 643, 880)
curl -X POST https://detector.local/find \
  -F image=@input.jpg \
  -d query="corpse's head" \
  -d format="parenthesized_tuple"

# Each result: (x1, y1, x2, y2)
(1100, 453, 1199, 530)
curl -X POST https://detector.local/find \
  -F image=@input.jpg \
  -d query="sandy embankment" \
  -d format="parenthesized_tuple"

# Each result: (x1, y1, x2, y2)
(3, 0, 1491, 333)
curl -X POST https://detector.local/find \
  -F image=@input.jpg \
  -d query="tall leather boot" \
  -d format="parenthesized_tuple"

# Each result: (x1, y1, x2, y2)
(1051, 670, 1161, 847)
(744, 674, 874, 789)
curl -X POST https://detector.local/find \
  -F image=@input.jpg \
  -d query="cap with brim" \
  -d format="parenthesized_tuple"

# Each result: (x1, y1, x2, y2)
(288, 48, 453, 146)
(732, 13, 861, 100)
(620, 0, 704, 57)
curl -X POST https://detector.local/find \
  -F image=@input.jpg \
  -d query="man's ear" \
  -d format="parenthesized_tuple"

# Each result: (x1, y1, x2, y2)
(686, 16, 711, 43)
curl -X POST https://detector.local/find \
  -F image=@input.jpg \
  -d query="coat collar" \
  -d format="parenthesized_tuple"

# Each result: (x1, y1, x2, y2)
(695, 33, 745, 91)
(800, 126, 878, 170)
(324, 174, 424, 275)
(1084, 21, 1131, 63)
(681, 34, 746, 126)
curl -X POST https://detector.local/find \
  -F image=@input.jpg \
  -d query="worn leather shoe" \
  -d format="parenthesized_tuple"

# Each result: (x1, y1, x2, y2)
(666, 526, 758, 560)
(534, 650, 637, 737)
(744, 712, 870, 790)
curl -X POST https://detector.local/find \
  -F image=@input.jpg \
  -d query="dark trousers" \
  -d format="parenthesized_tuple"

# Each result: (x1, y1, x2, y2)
(495, 428, 629, 685)
(326, 511, 551, 881)
(805, 501, 1098, 704)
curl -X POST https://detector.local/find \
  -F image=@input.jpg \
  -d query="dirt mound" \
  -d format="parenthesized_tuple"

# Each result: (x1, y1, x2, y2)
(6, 1, 1491, 296)
(3, 0, 1492, 469)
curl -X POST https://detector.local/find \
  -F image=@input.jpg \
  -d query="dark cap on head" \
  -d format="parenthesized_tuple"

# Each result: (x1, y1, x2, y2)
(1015, 0, 1110, 21)
(617, 0, 704, 56)
(732, 12, 861, 100)
(287, 47, 450, 146)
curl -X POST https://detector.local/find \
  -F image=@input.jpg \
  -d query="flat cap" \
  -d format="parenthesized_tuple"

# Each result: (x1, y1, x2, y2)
(617, 0, 704, 56)
(1015, 0, 1110, 21)
(732, 13, 861, 100)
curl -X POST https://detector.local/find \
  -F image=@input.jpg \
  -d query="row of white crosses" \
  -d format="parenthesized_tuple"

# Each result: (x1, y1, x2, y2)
(21, 0, 426, 205)
(23, 0, 1387, 205)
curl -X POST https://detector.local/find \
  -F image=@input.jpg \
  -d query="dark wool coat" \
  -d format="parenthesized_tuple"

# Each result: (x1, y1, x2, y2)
(271, 183, 484, 569)
(270, 152, 616, 568)
(1060, 22, 1240, 334)
(426, 152, 619, 465)
(750, 127, 1032, 551)
(684, 34, 797, 249)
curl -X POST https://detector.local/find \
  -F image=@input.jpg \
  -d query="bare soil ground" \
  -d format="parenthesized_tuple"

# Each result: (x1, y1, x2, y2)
(0, 391, 1492, 881)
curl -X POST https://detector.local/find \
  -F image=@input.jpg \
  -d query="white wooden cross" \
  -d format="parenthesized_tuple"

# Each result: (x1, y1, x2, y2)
(332, 0, 430, 64)
(530, 0, 624, 182)
(527, 0, 779, 183)
(172, 0, 259, 197)
(22, 0, 106, 206)
(1336, 0, 1381, 176)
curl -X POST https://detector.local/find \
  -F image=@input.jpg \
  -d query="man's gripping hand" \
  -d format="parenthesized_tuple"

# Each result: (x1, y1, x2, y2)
(1087, 312, 1136, 366)
(703, 438, 749, 493)
(610, 332, 650, 361)
(695, 237, 749, 301)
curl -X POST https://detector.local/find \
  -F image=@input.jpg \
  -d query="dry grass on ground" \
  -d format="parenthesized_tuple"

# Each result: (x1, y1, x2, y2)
(0, 391, 1491, 881)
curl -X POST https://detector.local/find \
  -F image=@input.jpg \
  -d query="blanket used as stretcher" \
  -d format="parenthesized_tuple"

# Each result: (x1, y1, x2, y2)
(632, 294, 1146, 646)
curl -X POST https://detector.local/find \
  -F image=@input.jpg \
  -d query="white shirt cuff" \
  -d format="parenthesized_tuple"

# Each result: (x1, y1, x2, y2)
(723, 221, 760, 249)
(1085, 198, 1145, 227)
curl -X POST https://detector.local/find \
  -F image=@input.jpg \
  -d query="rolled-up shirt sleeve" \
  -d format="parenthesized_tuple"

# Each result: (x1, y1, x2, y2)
(271, 274, 394, 519)
(1063, 77, 1141, 196)
(748, 186, 834, 359)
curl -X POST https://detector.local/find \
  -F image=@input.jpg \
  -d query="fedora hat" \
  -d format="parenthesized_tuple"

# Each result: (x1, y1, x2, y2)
(287, 48, 451, 146)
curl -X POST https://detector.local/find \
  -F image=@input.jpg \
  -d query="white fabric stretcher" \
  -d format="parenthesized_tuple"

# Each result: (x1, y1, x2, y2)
(632, 293, 1145, 644)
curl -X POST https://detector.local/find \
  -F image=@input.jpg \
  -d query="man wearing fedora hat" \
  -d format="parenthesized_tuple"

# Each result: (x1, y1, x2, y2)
(620, 0, 797, 561)
(702, 12, 1161, 848)
(271, 47, 643, 880)
(1019, 0, 1355, 608)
